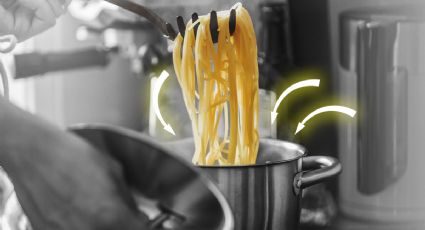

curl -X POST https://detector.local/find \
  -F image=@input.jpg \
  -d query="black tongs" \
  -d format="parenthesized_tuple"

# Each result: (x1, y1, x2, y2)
(177, 9, 237, 43)
(104, 0, 237, 42)
(104, 0, 177, 39)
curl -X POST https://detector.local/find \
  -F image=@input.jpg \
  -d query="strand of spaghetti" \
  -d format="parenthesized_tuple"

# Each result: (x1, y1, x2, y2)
(173, 4, 259, 166)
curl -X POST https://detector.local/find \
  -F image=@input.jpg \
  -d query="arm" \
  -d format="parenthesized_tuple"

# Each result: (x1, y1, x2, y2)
(0, 98, 148, 230)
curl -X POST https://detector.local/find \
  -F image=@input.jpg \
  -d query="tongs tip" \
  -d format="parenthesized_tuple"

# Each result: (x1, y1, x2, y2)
(165, 22, 177, 40)
(176, 16, 186, 37)
(229, 9, 236, 36)
(192, 13, 200, 37)
(210, 11, 219, 43)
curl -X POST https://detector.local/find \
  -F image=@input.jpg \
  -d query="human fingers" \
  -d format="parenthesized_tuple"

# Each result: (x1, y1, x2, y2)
(0, 0, 16, 10)
(5, 3, 54, 41)
(12, 7, 32, 39)
(46, 0, 68, 16)
(20, 15, 56, 41)
(17, 0, 56, 22)
(15, 0, 57, 41)
(64, 0, 72, 7)
(0, 4, 14, 36)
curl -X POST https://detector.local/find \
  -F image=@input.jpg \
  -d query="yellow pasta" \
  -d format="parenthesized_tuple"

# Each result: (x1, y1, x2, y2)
(173, 3, 259, 166)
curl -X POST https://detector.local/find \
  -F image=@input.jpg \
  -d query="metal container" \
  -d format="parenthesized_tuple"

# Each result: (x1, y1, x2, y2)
(69, 124, 234, 230)
(339, 6, 425, 223)
(170, 139, 342, 230)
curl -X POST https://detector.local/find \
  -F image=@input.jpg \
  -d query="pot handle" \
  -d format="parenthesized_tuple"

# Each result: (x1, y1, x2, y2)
(293, 156, 342, 194)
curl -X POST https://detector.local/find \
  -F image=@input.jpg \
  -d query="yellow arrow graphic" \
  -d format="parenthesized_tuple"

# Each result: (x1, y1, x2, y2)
(152, 70, 175, 136)
(295, 105, 357, 135)
(271, 79, 321, 124)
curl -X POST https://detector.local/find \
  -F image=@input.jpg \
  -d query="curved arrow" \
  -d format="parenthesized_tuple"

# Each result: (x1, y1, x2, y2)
(152, 70, 175, 135)
(295, 105, 357, 134)
(271, 79, 321, 124)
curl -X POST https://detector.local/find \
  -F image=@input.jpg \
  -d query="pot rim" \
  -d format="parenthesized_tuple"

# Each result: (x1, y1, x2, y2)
(197, 138, 307, 169)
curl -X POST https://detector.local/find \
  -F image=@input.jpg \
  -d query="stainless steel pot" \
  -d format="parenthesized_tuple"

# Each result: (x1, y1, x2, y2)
(69, 124, 234, 230)
(170, 138, 342, 230)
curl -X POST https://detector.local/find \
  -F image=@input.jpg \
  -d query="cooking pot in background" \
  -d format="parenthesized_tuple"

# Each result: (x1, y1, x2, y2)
(2, 124, 235, 230)
(339, 6, 425, 225)
(70, 124, 234, 230)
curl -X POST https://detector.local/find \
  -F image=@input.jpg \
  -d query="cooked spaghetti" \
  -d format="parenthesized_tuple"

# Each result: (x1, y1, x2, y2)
(173, 3, 259, 166)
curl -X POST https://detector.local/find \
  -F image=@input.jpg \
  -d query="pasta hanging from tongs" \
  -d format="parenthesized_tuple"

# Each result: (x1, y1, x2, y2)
(173, 3, 259, 166)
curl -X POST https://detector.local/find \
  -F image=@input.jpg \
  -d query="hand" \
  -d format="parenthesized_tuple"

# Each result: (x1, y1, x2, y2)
(0, 0, 71, 41)
(0, 98, 149, 230)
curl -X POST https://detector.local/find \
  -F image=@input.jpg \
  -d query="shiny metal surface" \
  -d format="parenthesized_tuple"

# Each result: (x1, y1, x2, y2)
(104, 0, 177, 39)
(340, 7, 412, 194)
(339, 6, 425, 222)
(169, 138, 341, 230)
(69, 124, 234, 230)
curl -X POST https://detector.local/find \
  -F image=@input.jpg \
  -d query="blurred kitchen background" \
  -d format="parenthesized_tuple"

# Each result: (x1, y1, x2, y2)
(2, 0, 425, 229)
